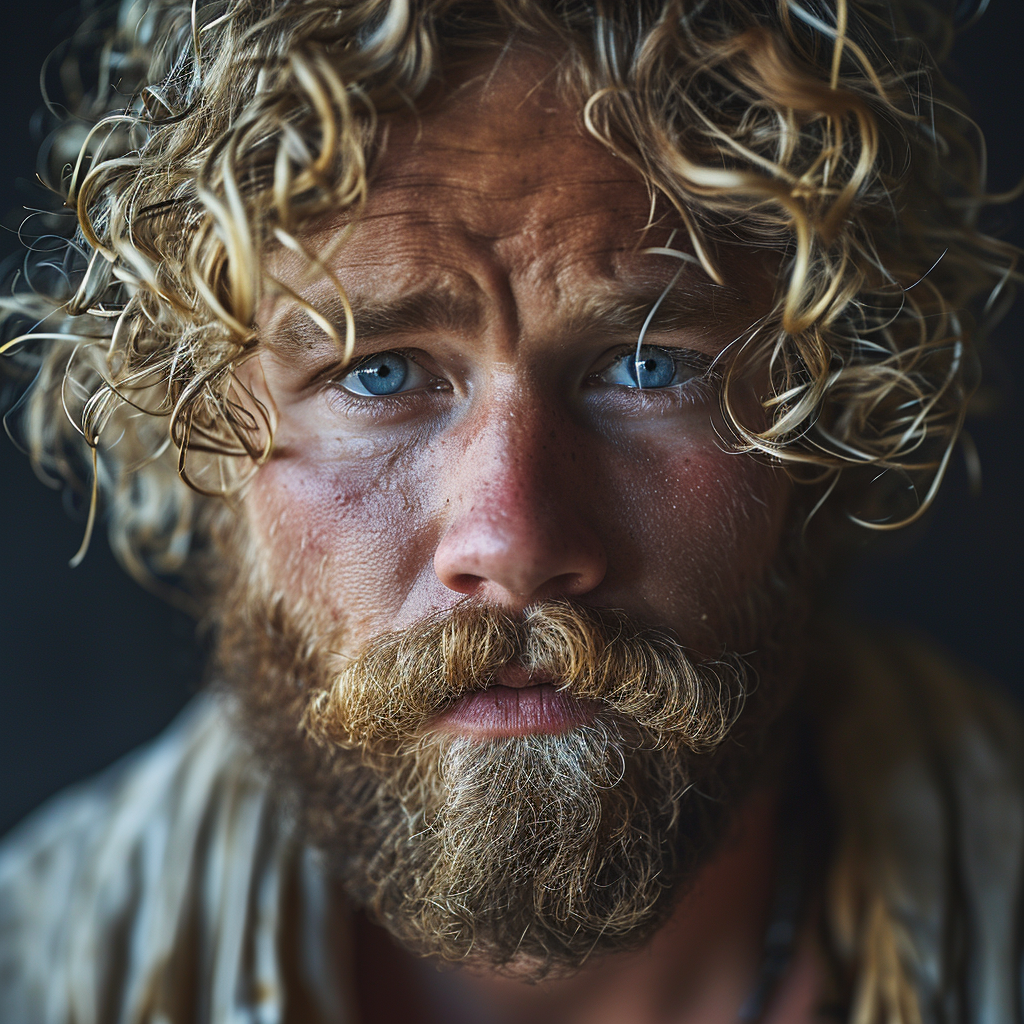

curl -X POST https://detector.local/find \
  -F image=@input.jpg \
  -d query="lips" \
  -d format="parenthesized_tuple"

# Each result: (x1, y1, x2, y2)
(432, 664, 599, 738)
(434, 683, 599, 737)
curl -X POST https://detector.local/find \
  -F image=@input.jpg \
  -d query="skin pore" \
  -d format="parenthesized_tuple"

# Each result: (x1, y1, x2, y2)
(242, 47, 818, 1024)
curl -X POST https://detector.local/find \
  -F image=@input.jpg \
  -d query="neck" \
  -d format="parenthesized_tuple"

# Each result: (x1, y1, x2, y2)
(354, 788, 821, 1024)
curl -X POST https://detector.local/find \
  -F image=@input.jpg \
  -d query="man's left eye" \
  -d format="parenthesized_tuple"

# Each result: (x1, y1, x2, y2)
(598, 346, 702, 389)
(336, 352, 431, 396)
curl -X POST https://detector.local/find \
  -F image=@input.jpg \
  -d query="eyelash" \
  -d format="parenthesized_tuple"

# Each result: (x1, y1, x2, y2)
(320, 352, 448, 423)
(589, 345, 717, 398)
(617, 374, 719, 410)
(323, 344, 718, 408)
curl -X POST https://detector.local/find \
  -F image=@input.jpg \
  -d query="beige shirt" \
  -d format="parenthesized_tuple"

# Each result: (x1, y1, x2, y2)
(1, 632, 1022, 1023)
(0, 697, 356, 1023)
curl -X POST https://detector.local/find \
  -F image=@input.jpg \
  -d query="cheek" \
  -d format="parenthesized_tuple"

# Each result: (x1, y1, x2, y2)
(244, 448, 438, 632)
(602, 439, 790, 642)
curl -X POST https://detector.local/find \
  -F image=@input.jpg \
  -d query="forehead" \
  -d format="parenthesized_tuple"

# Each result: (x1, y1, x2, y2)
(267, 49, 771, 337)
(372, 51, 638, 216)
(316, 63, 642, 262)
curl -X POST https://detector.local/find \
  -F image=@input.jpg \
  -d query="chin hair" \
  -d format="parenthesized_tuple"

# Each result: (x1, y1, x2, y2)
(229, 660, 773, 978)
(306, 722, 752, 978)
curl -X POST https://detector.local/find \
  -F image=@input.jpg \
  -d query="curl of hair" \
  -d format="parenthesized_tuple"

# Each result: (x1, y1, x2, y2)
(0, 0, 1017, 592)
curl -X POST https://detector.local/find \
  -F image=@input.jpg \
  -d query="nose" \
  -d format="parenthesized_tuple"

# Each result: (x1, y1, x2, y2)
(433, 402, 606, 608)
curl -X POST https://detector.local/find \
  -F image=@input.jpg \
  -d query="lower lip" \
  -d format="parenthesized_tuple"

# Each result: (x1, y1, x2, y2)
(434, 684, 598, 738)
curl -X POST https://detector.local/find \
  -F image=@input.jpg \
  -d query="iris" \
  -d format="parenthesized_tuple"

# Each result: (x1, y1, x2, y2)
(628, 347, 677, 388)
(355, 353, 408, 395)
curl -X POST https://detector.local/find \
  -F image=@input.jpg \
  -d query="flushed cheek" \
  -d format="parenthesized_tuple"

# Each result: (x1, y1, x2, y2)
(244, 451, 437, 633)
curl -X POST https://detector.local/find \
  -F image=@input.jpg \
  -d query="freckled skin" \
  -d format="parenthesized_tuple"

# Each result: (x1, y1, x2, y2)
(245, 52, 791, 657)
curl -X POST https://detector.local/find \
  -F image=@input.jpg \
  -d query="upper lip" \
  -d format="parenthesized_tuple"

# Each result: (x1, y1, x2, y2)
(492, 664, 553, 689)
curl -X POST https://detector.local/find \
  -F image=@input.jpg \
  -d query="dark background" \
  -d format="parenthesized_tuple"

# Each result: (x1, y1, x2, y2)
(1, 1, 1021, 838)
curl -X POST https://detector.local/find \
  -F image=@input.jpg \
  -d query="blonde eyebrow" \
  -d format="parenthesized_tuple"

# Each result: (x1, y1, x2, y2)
(262, 273, 755, 358)
(561, 279, 756, 337)
(350, 289, 485, 338)
(262, 285, 485, 357)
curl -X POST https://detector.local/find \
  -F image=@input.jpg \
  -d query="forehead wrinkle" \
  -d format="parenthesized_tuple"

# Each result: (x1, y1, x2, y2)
(477, 212, 653, 253)
(299, 179, 636, 248)
(261, 262, 757, 361)
(337, 177, 647, 222)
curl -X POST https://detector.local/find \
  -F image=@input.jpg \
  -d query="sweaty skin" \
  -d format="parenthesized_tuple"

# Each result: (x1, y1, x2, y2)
(244, 50, 816, 1024)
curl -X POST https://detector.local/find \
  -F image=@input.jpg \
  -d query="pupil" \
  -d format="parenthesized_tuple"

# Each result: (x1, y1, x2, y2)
(354, 353, 408, 395)
(629, 347, 676, 388)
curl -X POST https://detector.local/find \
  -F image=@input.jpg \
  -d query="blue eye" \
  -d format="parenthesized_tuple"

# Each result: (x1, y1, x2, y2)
(627, 348, 676, 388)
(341, 353, 410, 396)
(599, 346, 699, 389)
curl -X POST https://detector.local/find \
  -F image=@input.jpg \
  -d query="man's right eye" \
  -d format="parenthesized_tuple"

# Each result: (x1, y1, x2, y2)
(336, 352, 431, 397)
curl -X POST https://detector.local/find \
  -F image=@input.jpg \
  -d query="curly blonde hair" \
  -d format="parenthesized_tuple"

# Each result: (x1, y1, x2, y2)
(0, 0, 1015, 588)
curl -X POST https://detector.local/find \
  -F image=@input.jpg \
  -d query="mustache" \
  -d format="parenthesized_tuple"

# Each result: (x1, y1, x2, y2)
(302, 601, 749, 754)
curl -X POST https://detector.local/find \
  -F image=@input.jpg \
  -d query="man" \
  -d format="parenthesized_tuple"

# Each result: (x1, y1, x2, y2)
(1, 1, 1021, 1022)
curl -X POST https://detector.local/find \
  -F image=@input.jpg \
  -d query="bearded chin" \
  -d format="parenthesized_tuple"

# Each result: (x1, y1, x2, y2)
(219, 591, 798, 980)
(321, 725, 718, 977)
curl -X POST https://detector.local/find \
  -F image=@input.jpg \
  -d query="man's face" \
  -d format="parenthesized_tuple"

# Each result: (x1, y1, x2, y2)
(249, 54, 790, 656)
(228, 51, 798, 976)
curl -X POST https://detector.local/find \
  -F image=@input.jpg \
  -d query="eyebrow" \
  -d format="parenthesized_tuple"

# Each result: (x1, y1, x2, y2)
(263, 272, 756, 358)
(264, 286, 485, 357)
(561, 278, 756, 337)
(355, 289, 487, 338)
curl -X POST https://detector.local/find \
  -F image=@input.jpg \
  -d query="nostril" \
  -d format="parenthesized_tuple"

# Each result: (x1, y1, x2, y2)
(446, 573, 485, 596)
(532, 571, 596, 601)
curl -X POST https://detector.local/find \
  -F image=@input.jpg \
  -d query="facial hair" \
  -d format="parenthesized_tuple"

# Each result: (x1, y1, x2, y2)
(217, 583, 801, 980)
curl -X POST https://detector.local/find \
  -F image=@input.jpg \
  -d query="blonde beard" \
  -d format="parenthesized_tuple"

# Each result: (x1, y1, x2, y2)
(216, 565, 802, 978)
